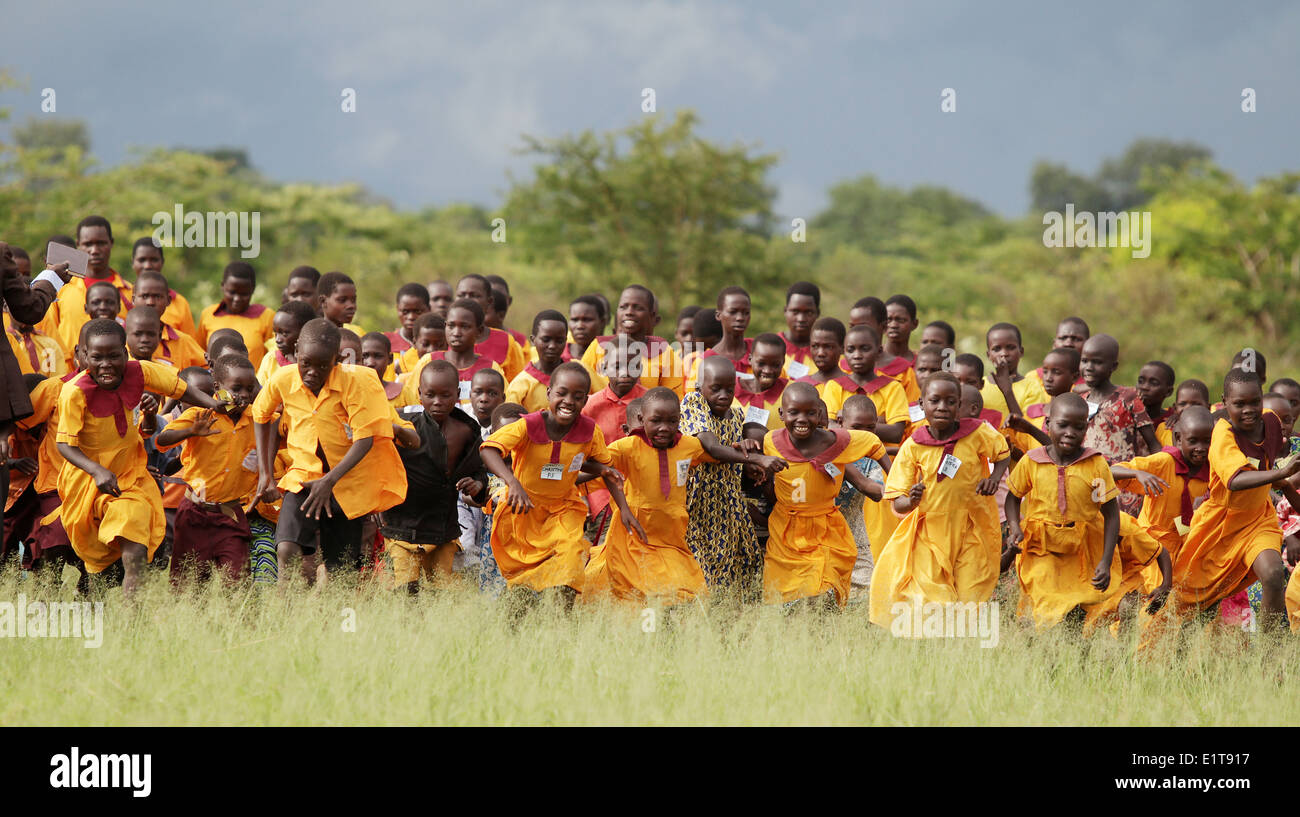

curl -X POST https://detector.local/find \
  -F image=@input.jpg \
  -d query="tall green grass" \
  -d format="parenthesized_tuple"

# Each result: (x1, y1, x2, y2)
(0, 567, 1293, 726)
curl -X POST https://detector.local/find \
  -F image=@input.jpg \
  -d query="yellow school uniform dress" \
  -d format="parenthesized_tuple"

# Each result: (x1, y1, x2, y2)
(1150, 408, 1175, 448)
(161, 290, 199, 342)
(868, 419, 1008, 625)
(1112, 448, 1208, 562)
(256, 348, 291, 385)
(979, 375, 1049, 433)
(5, 316, 67, 377)
(405, 352, 504, 411)
(821, 373, 909, 428)
(778, 332, 813, 380)
(382, 379, 418, 412)
(1005, 446, 1124, 628)
(1079, 513, 1164, 635)
(580, 334, 686, 397)
(16, 375, 69, 498)
(198, 302, 275, 367)
(876, 355, 921, 404)
(249, 363, 407, 520)
(764, 428, 887, 606)
(47, 270, 134, 367)
(152, 323, 207, 371)
(481, 412, 612, 592)
(504, 363, 555, 414)
(154, 407, 258, 505)
(733, 377, 789, 432)
(55, 361, 188, 572)
(1171, 415, 1286, 610)
(589, 432, 714, 604)
(475, 326, 526, 382)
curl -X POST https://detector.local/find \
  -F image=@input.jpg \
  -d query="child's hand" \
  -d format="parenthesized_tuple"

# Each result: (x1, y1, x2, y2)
(1285, 535, 1300, 569)
(300, 475, 338, 519)
(1283, 458, 1300, 479)
(1091, 561, 1112, 591)
(190, 409, 222, 438)
(860, 481, 884, 502)
(736, 438, 762, 454)
(600, 467, 626, 489)
(92, 465, 120, 497)
(975, 476, 999, 495)
(456, 477, 484, 500)
(139, 393, 159, 417)
(1004, 524, 1023, 551)
(907, 482, 925, 503)
(256, 473, 281, 505)
(1145, 584, 1170, 614)
(8, 457, 37, 475)
(753, 454, 787, 473)
(505, 478, 534, 514)
(1132, 470, 1169, 497)
(623, 514, 649, 544)
(1191, 492, 1209, 511)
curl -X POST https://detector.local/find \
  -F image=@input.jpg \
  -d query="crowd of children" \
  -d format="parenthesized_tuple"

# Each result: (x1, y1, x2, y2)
(4, 215, 1300, 644)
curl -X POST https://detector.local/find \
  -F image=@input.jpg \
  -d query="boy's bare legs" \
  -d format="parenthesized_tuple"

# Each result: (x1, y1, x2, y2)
(120, 540, 147, 597)
(1251, 550, 1286, 633)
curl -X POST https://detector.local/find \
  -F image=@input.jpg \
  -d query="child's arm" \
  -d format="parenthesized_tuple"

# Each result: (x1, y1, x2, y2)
(976, 456, 1010, 496)
(392, 422, 420, 449)
(1092, 497, 1120, 590)
(155, 409, 220, 448)
(705, 442, 787, 475)
(1110, 465, 1169, 497)
(1002, 493, 1023, 573)
(1285, 534, 1300, 569)
(56, 443, 120, 497)
(300, 436, 374, 519)
(892, 481, 924, 515)
(601, 471, 648, 544)
(1146, 547, 1172, 613)
(1005, 415, 1051, 447)
(874, 421, 904, 445)
(254, 421, 280, 504)
(876, 451, 892, 473)
(991, 365, 1022, 417)
(479, 447, 532, 513)
(1228, 458, 1300, 491)
(1138, 424, 1161, 456)
(843, 464, 884, 502)
(139, 393, 160, 437)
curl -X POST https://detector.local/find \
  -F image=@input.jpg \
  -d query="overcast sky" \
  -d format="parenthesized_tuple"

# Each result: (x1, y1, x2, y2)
(4, 1, 1297, 219)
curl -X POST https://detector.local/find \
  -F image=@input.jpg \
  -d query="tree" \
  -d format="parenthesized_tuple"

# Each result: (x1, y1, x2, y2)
(1028, 138, 1213, 213)
(12, 118, 90, 154)
(812, 175, 998, 258)
(503, 110, 780, 317)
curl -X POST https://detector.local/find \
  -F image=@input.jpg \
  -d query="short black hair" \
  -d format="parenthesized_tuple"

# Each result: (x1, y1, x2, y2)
(924, 320, 955, 347)
(85, 281, 120, 305)
(885, 294, 917, 321)
(76, 215, 113, 242)
(954, 353, 985, 379)
(212, 352, 255, 384)
(131, 236, 162, 260)
(289, 265, 321, 285)
(677, 305, 701, 322)
(456, 273, 491, 295)
(396, 282, 431, 306)
(851, 296, 886, 325)
(448, 298, 485, 327)
(1144, 360, 1176, 385)
(571, 294, 608, 323)
(716, 286, 750, 310)
(484, 274, 510, 292)
(845, 323, 881, 347)
(277, 300, 318, 329)
(551, 361, 592, 392)
(414, 312, 446, 333)
(752, 332, 786, 356)
(642, 386, 680, 412)
(1270, 377, 1300, 393)
(811, 316, 846, 345)
(317, 271, 354, 299)
(362, 331, 391, 355)
(986, 321, 1022, 345)
(9, 246, 29, 262)
(471, 367, 507, 390)
(222, 261, 256, 287)
(489, 287, 508, 314)
(1223, 368, 1262, 397)
(785, 281, 820, 309)
(531, 309, 567, 335)
(1177, 378, 1210, 402)
(692, 308, 722, 341)
(1044, 347, 1081, 372)
(621, 284, 658, 313)
(135, 269, 169, 290)
(491, 402, 528, 426)
(298, 318, 341, 355)
(80, 317, 125, 346)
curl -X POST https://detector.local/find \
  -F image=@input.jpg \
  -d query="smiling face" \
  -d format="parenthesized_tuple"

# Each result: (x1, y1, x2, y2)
(295, 340, 336, 394)
(1265, 395, 1296, 439)
(1046, 400, 1089, 457)
(532, 319, 568, 368)
(445, 306, 480, 353)
(221, 277, 254, 315)
(750, 341, 785, 391)
(810, 329, 844, 374)
(783, 294, 818, 343)
(1079, 336, 1119, 389)
(77, 225, 113, 275)
(133, 277, 170, 312)
(1039, 351, 1078, 397)
(85, 285, 120, 320)
(1224, 379, 1264, 434)
(220, 366, 258, 411)
(921, 378, 961, 433)
(273, 312, 303, 357)
(131, 244, 163, 275)
(396, 294, 429, 333)
(547, 369, 590, 426)
(844, 329, 881, 377)
(641, 397, 681, 449)
(85, 333, 128, 389)
(420, 367, 460, 422)
(779, 388, 821, 440)
(616, 288, 655, 339)
(1174, 409, 1213, 469)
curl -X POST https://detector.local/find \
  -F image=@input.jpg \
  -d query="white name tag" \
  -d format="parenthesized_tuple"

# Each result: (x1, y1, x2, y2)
(786, 360, 809, 379)
(569, 453, 585, 472)
(823, 462, 841, 478)
(342, 423, 353, 440)
(1086, 400, 1100, 419)
(908, 403, 926, 422)
(744, 405, 770, 426)
(459, 380, 471, 402)
(676, 459, 690, 486)
(240, 449, 258, 472)
(402, 404, 422, 414)
(540, 463, 564, 481)
(939, 453, 962, 479)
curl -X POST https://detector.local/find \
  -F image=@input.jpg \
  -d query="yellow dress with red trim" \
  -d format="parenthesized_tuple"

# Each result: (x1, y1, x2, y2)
(197, 302, 275, 367)
(1112, 447, 1208, 562)
(868, 418, 1007, 625)
(404, 351, 504, 410)
(821, 372, 909, 428)
(876, 353, 921, 404)
(55, 361, 188, 572)
(48, 270, 134, 366)
(580, 334, 686, 396)
(763, 427, 887, 606)
(504, 362, 555, 414)
(152, 323, 207, 371)
(733, 376, 788, 432)
(481, 411, 611, 592)
(587, 431, 713, 604)
(1006, 446, 1125, 628)
(1171, 414, 1287, 610)
(1078, 513, 1164, 635)
(475, 326, 526, 382)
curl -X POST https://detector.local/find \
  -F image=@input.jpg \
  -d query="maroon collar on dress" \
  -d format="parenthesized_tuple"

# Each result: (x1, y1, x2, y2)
(769, 428, 851, 478)
(76, 360, 145, 436)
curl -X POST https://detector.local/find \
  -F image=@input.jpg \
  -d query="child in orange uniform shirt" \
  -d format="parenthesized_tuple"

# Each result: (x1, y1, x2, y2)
(197, 262, 274, 367)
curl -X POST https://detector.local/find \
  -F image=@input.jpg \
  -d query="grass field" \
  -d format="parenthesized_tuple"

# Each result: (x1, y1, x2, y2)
(1, 568, 1294, 727)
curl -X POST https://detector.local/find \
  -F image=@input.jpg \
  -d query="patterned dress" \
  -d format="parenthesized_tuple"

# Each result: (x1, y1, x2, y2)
(477, 474, 507, 598)
(1076, 385, 1153, 516)
(680, 391, 762, 600)
(835, 457, 885, 604)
